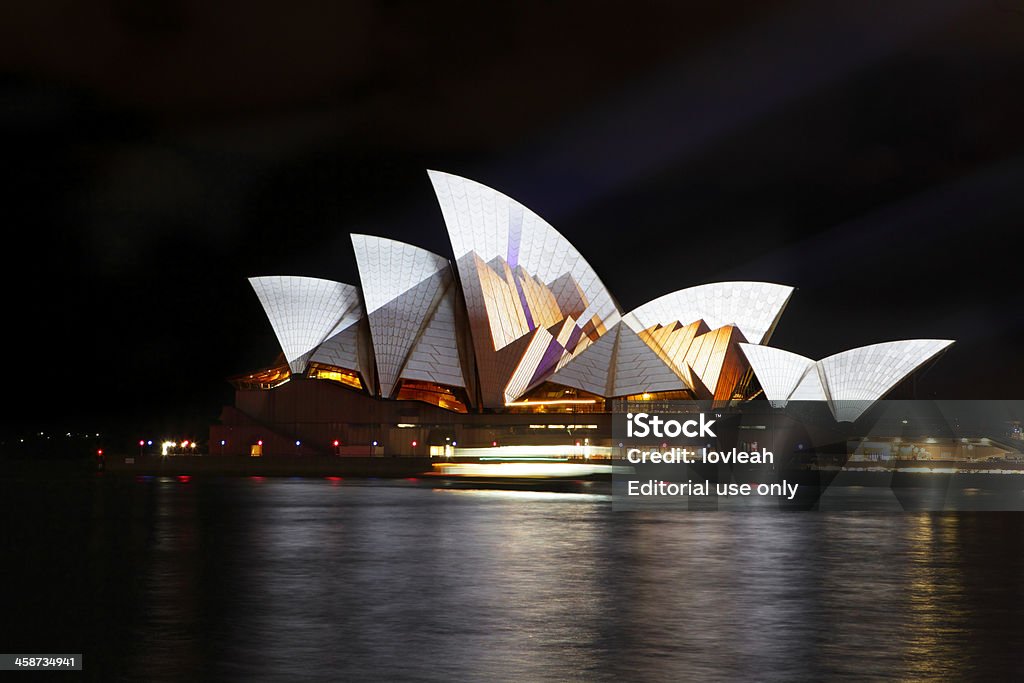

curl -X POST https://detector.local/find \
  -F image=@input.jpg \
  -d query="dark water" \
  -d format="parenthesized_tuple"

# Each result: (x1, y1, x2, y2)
(3, 475, 1024, 681)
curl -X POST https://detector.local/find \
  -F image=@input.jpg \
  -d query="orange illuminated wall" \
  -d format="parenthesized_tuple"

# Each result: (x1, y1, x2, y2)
(228, 363, 291, 390)
(307, 363, 364, 390)
(639, 322, 751, 402)
(395, 379, 469, 413)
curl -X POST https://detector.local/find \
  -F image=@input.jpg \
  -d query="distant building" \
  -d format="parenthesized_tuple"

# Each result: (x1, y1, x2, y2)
(211, 171, 953, 455)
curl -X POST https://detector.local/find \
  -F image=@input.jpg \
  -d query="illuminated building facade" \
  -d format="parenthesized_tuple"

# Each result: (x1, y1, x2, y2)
(211, 171, 954, 454)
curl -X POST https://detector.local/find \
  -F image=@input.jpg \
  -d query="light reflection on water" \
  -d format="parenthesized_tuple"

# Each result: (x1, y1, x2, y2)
(3, 477, 1024, 681)
(434, 488, 612, 502)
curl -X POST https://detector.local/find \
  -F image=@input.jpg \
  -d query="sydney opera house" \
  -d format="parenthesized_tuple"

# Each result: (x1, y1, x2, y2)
(210, 171, 953, 456)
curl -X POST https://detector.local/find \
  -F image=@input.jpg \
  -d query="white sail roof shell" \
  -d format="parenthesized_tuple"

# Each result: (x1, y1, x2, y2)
(351, 234, 464, 396)
(624, 282, 793, 345)
(249, 276, 363, 374)
(428, 170, 621, 335)
(820, 339, 953, 421)
(547, 322, 689, 398)
(741, 339, 954, 421)
(400, 286, 466, 389)
(789, 366, 828, 402)
(352, 234, 450, 314)
(545, 325, 620, 397)
(738, 344, 815, 408)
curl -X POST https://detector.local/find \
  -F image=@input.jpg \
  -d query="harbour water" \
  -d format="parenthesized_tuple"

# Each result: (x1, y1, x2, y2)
(3, 475, 1023, 680)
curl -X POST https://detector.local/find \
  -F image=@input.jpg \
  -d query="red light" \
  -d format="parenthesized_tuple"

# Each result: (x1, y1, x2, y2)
(325, 476, 342, 482)
(492, 441, 497, 447)
(332, 440, 340, 447)
(139, 440, 145, 446)
(97, 449, 104, 456)
(177, 475, 191, 483)
(257, 440, 263, 446)
(411, 440, 417, 447)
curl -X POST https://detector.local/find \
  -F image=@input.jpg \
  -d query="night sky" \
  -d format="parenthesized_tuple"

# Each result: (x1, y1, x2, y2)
(2, 1, 1022, 442)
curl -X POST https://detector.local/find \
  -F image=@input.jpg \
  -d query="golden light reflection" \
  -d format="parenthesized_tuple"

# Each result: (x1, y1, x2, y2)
(307, 363, 363, 390)
(228, 363, 290, 390)
(504, 399, 597, 406)
(395, 380, 469, 413)
(900, 514, 968, 680)
(431, 461, 617, 477)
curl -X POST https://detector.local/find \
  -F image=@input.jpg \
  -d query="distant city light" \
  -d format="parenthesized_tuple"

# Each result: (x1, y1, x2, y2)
(220, 440, 226, 446)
